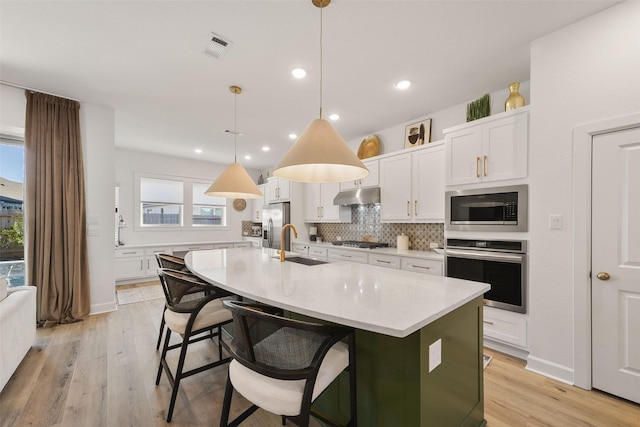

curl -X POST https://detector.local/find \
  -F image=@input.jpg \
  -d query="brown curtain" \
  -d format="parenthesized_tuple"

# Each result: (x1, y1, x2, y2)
(24, 91, 90, 325)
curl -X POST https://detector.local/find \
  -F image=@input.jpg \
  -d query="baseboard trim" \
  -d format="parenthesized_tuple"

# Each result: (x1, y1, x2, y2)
(90, 300, 117, 315)
(484, 338, 529, 360)
(526, 354, 574, 385)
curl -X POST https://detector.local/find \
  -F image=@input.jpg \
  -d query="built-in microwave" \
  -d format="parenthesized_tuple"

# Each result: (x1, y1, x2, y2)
(445, 184, 528, 232)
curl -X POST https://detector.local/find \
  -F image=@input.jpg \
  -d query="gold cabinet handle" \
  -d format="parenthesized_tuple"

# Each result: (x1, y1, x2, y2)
(596, 272, 610, 281)
(484, 155, 488, 177)
(376, 259, 391, 264)
(415, 200, 418, 216)
(412, 265, 431, 270)
(476, 157, 480, 177)
(407, 201, 411, 216)
(483, 320, 494, 325)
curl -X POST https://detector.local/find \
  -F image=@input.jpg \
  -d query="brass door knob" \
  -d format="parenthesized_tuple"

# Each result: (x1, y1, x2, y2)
(596, 272, 610, 281)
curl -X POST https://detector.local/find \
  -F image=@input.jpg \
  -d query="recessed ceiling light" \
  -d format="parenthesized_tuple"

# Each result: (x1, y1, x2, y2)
(244, 155, 251, 160)
(395, 80, 411, 90)
(291, 67, 307, 79)
(194, 148, 203, 154)
(329, 113, 340, 121)
(289, 133, 298, 140)
(262, 146, 270, 152)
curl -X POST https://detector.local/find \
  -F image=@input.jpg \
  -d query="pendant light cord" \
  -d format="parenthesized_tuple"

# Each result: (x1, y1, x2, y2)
(319, 2, 323, 119)
(234, 90, 238, 163)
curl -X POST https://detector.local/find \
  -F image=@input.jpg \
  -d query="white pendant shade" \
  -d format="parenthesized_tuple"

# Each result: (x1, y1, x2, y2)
(205, 162, 263, 199)
(274, 118, 369, 183)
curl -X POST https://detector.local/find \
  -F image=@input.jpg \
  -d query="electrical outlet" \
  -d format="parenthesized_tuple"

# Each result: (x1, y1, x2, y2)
(429, 242, 439, 249)
(428, 339, 442, 372)
(549, 214, 563, 230)
(336, 236, 341, 241)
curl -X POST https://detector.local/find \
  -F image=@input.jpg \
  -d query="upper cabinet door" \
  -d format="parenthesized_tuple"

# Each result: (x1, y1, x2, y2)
(340, 159, 379, 191)
(481, 113, 528, 182)
(265, 177, 290, 203)
(303, 183, 322, 222)
(412, 144, 445, 222)
(445, 108, 529, 186)
(445, 126, 483, 186)
(380, 152, 412, 221)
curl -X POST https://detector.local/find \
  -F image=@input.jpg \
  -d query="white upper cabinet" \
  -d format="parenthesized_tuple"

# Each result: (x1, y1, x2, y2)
(265, 177, 290, 203)
(379, 142, 445, 222)
(339, 159, 380, 191)
(444, 107, 529, 186)
(251, 184, 265, 222)
(412, 144, 445, 222)
(304, 182, 351, 223)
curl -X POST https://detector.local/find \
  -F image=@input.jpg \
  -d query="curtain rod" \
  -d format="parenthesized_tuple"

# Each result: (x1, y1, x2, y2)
(0, 80, 81, 102)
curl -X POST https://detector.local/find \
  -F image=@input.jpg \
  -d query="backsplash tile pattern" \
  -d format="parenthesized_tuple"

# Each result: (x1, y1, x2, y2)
(315, 205, 444, 251)
(241, 221, 253, 236)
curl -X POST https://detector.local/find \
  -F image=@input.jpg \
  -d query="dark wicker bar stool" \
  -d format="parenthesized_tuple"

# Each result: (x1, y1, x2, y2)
(220, 300, 357, 427)
(155, 268, 234, 422)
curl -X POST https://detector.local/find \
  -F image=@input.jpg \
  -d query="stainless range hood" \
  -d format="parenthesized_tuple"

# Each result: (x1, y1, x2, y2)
(333, 187, 380, 205)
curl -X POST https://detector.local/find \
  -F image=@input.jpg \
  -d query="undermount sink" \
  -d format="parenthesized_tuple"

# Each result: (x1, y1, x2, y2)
(280, 256, 328, 266)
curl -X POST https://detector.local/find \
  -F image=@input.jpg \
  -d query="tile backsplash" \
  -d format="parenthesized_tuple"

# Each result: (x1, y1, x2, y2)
(314, 205, 444, 251)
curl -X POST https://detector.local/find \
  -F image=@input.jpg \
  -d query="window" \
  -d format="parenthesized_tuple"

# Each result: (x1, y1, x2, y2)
(135, 173, 228, 229)
(140, 177, 183, 226)
(192, 183, 226, 226)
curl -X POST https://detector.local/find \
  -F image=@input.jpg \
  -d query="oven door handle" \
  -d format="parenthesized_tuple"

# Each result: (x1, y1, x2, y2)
(445, 249, 525, 263)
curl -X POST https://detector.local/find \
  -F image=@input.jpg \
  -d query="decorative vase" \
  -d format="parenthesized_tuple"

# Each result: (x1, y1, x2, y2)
(504, 82, 525, 111)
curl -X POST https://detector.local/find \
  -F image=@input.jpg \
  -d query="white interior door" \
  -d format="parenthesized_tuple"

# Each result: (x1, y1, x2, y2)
(592, 126, 640, 404)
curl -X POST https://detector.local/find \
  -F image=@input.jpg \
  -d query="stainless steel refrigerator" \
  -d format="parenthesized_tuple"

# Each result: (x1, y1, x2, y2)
(262, 202, 291, 251)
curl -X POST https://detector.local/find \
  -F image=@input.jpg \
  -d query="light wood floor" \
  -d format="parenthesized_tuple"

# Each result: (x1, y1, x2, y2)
(1, 289, 639, 427)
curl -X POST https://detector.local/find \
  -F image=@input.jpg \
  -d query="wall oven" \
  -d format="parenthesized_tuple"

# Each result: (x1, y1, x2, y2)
(445, 184, 528, 232)
(445, 239, 527, 313)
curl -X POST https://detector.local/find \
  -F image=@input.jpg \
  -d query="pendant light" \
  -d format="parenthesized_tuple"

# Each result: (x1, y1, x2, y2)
(273, 0, 368, 183)
(205, 86, 263, 199)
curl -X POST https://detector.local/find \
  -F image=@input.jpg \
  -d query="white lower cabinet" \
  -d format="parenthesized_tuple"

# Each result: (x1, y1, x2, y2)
(483, 307, 527, 348)
(368, 253, 401, 269)
(308, 246, 328, 259)
(115, 246, 172, 281)
(400, 258, 443, 276)
(116, 242, 249, 282)
(328, 248, 368, 264)
(115, 248, 145, 281)
(292, 243, 310, 255)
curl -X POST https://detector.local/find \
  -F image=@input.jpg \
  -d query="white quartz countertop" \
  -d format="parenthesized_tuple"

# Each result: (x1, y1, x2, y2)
(115, 240, 245, 250)
(298, 241, 444, 261)
(185, 247, 488, 338)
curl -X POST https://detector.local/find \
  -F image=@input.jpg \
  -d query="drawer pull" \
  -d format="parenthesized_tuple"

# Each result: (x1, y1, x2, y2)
(341, 255, 352, 258)
(476, 157, 480, 178)
(483, 320, 494, 325)
(121, 251, 137, 255)
(376, 260, 391, 264)
(412, 265, 431, 270)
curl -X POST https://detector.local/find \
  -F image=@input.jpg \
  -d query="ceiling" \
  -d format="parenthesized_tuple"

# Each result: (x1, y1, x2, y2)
(0, 0, 617, 172)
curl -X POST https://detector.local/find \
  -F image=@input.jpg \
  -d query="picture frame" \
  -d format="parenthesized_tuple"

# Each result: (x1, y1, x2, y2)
(404, 118, 431, 149)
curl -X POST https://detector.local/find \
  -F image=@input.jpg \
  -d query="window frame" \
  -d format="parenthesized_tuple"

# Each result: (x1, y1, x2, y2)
(134, 172, 229, 231)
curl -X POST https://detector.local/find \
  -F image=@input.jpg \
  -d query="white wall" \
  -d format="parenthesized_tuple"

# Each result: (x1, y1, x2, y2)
(0, 83, 117, 315)
(115, 148, 256, 246)
(346, 83, 530, 152)
(527, 0, 640, 382)
(81, 104, 116, 314)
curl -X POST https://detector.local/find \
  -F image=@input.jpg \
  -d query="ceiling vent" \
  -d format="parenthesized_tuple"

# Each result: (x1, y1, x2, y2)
(202, 32, 233, 59)
(223, 129, 243, 136)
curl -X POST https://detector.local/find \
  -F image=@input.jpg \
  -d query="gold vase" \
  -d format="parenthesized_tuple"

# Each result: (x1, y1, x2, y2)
(504, 82, 525, 111)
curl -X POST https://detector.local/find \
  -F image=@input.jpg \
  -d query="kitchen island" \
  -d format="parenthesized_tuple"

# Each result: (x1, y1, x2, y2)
(186, 247, 490, 426)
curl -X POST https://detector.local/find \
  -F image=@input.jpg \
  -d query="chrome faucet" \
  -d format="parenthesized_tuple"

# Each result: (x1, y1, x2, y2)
(280, 223, 298, 262)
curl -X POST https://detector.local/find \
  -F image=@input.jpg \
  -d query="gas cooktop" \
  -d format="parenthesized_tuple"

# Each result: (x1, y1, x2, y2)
(332, 240, 389, 249)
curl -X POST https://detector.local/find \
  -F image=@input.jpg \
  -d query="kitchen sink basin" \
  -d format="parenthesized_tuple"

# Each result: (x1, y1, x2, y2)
(281, 256, 328, 266)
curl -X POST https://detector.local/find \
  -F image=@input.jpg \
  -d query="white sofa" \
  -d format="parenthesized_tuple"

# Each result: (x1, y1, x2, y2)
(0, 285, 37, 392)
